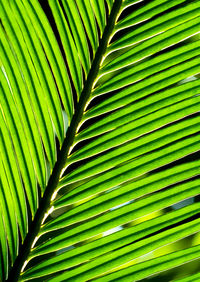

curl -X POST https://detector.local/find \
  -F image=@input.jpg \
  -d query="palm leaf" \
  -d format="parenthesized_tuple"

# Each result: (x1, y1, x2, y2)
(0, 0, 200, 281)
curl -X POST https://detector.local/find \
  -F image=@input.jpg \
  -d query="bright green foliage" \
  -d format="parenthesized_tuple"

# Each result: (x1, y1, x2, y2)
(0, 0, 200, 281)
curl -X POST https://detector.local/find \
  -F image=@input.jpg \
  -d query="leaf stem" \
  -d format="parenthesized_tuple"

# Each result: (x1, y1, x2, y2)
(7, 1, 122, 281)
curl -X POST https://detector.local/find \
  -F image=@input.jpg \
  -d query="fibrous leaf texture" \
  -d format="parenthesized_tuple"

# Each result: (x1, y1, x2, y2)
(0, 0, 200, 281)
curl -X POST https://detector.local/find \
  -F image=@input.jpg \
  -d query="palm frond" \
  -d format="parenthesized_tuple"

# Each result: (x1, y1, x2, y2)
(0, 0, 200, 281)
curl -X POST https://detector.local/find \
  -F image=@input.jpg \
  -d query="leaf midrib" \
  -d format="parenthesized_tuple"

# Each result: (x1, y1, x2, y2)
(7, 1, 122, 281)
